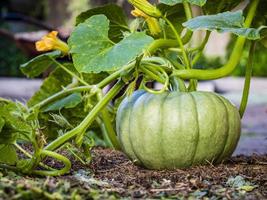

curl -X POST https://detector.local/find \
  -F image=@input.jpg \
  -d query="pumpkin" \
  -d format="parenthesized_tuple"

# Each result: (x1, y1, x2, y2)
(116, 90, 241, 169)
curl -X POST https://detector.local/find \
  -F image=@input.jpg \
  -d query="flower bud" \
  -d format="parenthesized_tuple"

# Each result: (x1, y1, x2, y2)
(131, 8, 161, 37)
(128, 0, 162, 18)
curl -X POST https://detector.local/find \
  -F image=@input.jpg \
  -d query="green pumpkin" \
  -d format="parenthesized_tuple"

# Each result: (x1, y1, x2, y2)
(116, 90, 241, 169)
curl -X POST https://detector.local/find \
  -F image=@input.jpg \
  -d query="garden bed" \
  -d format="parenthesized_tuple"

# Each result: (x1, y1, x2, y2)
(0, 147, 266, 199)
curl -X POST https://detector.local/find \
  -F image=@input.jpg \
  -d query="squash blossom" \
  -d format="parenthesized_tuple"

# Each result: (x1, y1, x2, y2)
(131, 8, 161, 37)
(128, 0, 162, 18)
(35, 31, 69, 55)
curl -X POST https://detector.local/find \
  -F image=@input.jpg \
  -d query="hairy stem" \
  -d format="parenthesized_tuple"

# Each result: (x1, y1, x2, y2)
(30, 86, 92, 111)
(29, 62, 135, 111)
(239, 41, 256, 118)
(44, 80, 124, 151)
(183, 2, 193, 19)
(96, 91, 121, 150)
(33, 150, 71, 176)
(163, 16, 190, 69)
(15, 143, 54, 170)
(51, 58, 89, 86)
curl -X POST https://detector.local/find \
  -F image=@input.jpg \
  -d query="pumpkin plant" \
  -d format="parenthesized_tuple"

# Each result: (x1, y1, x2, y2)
(0, 0, 266, 175)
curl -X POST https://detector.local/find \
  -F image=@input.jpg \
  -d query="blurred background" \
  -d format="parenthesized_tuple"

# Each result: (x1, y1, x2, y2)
(0, 0, 266, 155)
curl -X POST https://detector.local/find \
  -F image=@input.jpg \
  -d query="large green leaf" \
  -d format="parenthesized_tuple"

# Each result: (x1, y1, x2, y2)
(160, 0, 207, 6)
(183, 11, 261, 40)
(0, 144, 17, 165)
(20, 51, 61, 78)
(44, 93, 82, 112)
(75, 4, 129, 43)
(69, 15, 154, 73)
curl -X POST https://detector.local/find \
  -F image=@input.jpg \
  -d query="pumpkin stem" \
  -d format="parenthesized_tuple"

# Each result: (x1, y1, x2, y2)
(170, 76, 187, 92)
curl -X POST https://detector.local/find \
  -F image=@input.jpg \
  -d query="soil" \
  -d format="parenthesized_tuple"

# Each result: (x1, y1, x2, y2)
(89, 148, 267, 199)
(1, 147, 266, 200)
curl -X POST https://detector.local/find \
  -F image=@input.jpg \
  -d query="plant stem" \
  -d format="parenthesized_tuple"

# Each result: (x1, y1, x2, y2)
(189, 31, 211, 53)
(170, 76, 187, 92)
(191, 31, 211, 67)
(96, 91, 121, 150)
(29, 62, 135, 111)
(14, 143, 54, 170)
(44, 80, 124, 152)
(146, 33, 193, 56)
(146, 1, 193, 56)
(146, 39, 178, 55)
(96, 117, 113, 147)
(183, 2, 193, 19)
(33, 150, 71, 176)
(51, 58, 89, 86)
(173, 0, 259, 80)
(239, 41, 256, 118)
(182, 30, 193, 44)
(65, 143, 86, 165)
(139, 65, 165, 84)
(30, 86, 92, 111)
(96, 62, 135, 88)
(163, 16, 190, 69)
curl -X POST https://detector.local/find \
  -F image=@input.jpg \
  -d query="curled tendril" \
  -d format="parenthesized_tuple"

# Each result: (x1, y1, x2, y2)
(142, 57, 174, 70)
(141, 64, 169, 94)
(33, 150, 71, 176)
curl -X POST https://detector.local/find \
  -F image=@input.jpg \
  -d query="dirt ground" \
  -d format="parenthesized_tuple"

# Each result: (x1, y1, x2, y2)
(0, 148, 266, 200)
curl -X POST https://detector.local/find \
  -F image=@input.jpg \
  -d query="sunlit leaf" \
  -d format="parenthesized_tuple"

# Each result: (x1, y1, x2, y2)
(76, 4, 129, 43)
(69, 15, 153, 73)
(20, 51, 61, 78)
(183, 11, 262, 40)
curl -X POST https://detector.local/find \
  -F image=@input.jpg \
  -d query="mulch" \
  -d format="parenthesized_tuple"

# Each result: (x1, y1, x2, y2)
(0, 147, 266, 199)
(86, 148, 267, 199)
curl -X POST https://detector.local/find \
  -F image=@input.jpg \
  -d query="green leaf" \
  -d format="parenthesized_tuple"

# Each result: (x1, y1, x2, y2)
(44, 93, 82, 112)
(69, 15, 154, 73)
(0, 144, 17, 165)
(0, 99, 32, 144)
(20, 51, 61, 78)
(160, 0, 207, 6)
(183, 11, 262, 40)
(75, 4, 129, 43)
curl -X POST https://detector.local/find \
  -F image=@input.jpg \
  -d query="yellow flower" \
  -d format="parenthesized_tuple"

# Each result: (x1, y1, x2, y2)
(131, 8, 161, 37)
(128, 0, 162, 18)
(35, 31, 69, 55)
(131, 8, 149, 19)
